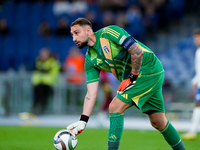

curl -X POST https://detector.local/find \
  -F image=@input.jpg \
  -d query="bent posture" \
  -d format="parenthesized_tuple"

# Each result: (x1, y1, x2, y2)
(67, 18, 186, 150)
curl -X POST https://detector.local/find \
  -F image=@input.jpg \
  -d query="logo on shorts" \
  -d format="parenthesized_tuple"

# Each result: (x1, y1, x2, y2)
(121, 94, 128, 99)
(103, 45, 110, 54)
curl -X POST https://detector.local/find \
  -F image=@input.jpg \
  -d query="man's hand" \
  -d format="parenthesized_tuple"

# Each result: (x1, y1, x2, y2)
(117, 72, 138, 94)
(66, 114, 89, 135)
(66, 120, 87, 135)
(117, 78, 135, 94)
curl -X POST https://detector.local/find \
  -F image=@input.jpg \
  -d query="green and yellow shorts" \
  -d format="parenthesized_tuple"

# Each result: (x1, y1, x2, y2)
(116, 72, 165, 115)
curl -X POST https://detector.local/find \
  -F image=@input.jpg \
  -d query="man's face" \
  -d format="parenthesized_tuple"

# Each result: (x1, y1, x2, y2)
(40, 48, 50, 61)
(71, 24, 89, 49)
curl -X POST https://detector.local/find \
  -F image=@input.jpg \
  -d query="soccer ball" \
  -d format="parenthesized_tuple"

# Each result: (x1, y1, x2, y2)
(53, 129, 78, 150)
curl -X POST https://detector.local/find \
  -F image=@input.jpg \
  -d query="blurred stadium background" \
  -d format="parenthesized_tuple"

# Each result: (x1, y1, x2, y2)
(0, 0, 200, 126)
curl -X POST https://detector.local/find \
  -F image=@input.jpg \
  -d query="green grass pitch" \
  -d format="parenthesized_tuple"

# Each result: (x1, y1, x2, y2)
(0, 126, 199, 150)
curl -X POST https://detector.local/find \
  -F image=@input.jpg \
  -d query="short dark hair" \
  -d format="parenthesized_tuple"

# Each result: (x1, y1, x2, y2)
(193, 28, 200, 35)
(70, 18, 92, 28)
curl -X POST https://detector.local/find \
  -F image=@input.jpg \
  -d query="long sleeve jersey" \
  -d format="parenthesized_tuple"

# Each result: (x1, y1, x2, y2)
(192, 47, 200, 87)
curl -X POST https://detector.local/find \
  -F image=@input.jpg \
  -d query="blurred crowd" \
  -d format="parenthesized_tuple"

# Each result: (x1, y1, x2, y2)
(8, 0, 188, 40)
(0, 0, 199, 71)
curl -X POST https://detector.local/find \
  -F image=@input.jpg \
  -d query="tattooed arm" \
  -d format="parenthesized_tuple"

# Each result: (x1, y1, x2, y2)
(117, 43, 143, 94)
(127, 43, 143, 74)
(82, 81, 99, 116)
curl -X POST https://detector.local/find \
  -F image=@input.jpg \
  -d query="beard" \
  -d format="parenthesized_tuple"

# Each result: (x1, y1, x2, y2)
(77, 40, 88, 49)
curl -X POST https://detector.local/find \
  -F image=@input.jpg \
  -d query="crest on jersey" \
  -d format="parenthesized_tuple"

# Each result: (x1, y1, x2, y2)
(103, 45, 110, 54)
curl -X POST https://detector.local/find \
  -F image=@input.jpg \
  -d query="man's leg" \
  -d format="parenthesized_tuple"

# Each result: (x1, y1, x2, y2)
(182, 86, 200, 139)
(108, 97, 131, 150)
(182, 102, 200, 140)
(148, 112, 186, 150)
(182, 100, 200, 140)
(32, 84, 42, 114)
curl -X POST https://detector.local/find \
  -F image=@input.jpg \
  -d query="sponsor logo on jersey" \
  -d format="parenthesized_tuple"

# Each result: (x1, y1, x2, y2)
(119, 35, 126, 45)
(97, 58, 102, 65)
(103, 45, 110, 54)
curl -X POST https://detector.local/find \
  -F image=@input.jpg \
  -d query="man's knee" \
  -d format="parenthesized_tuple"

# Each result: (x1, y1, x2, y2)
(150, 120, 164, 130)
(108, 97, 130, 113)
(148, 113, 168, 131)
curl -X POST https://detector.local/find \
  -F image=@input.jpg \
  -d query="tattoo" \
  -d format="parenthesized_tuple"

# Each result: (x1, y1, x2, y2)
(128, 43, 143, 73)
(85, 96, 90, 100)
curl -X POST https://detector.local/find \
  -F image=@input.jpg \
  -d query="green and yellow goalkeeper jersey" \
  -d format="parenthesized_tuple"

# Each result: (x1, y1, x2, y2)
(85, 25, 164, 84)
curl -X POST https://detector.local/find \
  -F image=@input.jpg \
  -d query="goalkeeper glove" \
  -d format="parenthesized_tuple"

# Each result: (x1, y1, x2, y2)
(117, 72, 138, 94)
(66, 114, 89, 135)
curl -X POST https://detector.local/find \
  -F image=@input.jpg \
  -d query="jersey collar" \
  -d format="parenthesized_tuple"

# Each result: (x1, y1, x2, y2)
(91, 32, 99, 50)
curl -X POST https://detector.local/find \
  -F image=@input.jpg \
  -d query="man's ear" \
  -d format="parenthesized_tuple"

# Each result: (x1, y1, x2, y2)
(86, 26, 92, 35)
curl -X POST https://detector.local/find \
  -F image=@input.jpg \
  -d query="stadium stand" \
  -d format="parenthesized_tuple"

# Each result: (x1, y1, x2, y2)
(0, 0, 199, 84)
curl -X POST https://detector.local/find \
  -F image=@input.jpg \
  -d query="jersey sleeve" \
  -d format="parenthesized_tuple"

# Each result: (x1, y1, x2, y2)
(85, 57, 100, 84)
(102, 25, 132, 46)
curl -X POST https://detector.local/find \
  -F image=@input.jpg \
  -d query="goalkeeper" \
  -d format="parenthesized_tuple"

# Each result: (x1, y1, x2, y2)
(67, 18, 186, 150)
